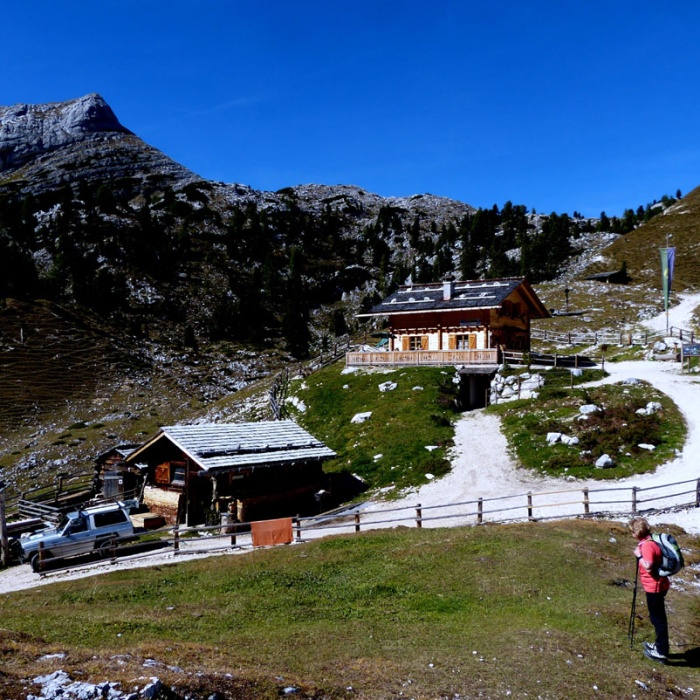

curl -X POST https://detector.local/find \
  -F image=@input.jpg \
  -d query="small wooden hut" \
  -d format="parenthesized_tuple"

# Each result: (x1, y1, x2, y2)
(123, 421, 336, 525)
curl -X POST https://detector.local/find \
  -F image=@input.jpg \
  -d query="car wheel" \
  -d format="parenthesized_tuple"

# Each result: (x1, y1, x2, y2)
(96, 536, 117, 557)
(30, 551, 52, 573)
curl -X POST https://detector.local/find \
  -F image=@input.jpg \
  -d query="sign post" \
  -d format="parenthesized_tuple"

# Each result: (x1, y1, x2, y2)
(682, 343, 700, 372)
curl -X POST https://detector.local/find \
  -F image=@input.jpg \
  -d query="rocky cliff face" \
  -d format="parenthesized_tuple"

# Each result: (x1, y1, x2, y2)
(0, 93, 130, 169)
(0, 93, 197, 196)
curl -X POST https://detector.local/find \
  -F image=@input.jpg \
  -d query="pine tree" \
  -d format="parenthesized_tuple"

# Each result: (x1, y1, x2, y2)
(283, 247, 311, 359)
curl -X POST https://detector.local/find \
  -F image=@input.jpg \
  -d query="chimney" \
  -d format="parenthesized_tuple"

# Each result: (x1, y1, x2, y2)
(443, 279, 455, 301)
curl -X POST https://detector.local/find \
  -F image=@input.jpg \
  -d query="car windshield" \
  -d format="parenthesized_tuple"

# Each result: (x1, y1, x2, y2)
(62, 516, 86, 535)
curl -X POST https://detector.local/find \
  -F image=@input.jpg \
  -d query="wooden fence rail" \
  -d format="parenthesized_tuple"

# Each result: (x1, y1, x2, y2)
(27, 476, 700, 575)
(531, 325, 695, 348)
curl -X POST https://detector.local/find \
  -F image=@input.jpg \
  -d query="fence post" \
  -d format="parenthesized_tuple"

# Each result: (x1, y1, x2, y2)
(477, 498, 483, 524)
(173, 525, 180, 554)
(583, 487, 590, 515)
(354, 513, 361, 533)
(696, 479, 700, 508)
(631, 487, 638, 514)
(415, 503, 422, 528)
(0, 485, 8, 568)
(230, 524, 237, 547)
(296, 515, 302, 542)
(527, 492, 534, 520)
(38, 541, 45, 571)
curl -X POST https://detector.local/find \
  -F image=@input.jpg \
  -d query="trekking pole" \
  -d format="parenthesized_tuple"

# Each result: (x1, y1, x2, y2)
(628, 562, 639, 649)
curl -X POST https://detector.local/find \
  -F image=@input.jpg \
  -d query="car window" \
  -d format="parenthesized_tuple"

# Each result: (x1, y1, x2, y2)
(66, 517, 87, 534)
(93, 510, 128, 528)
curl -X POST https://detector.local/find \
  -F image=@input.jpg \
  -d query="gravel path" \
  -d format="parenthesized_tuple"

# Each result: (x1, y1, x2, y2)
(2, 294, 699, 594)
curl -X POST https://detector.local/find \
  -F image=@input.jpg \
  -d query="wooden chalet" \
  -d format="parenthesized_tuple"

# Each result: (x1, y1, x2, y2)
(123, 421, 336, 525)
(349, 277, 549, 368)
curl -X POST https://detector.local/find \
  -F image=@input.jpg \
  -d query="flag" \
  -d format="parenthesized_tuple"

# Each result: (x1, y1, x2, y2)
(660, 247, 676, 312)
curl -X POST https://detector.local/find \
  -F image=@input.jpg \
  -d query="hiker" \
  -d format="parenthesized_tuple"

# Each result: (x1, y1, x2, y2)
(630, 517, 669, 663)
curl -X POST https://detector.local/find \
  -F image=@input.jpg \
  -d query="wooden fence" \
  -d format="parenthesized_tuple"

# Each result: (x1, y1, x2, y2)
(531, 325, 695, 347)
(27, 475, 700, 575)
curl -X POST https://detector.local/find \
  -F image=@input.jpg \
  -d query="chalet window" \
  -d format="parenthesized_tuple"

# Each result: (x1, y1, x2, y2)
(454, 334, 477, 350)
(155, 461, 187, 486)
(408, 335, 428, 351)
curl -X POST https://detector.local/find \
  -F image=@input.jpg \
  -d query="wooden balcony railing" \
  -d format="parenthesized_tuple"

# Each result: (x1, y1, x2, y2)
(345, 349, 499, 367)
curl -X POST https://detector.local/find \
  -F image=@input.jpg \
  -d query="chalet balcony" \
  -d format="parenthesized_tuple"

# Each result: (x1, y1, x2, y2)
(345, 348, 500, 367)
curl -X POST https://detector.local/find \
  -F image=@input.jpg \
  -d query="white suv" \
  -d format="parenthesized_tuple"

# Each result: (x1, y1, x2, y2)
(19, 502, 135, 572)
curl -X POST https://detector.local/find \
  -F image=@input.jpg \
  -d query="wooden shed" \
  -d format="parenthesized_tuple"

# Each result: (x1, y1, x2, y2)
(93, 444, 141, 500)
(124, 421, 336, 525)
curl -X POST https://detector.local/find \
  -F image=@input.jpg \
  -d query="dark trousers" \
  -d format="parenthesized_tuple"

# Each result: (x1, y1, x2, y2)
(646, 591, 669, 656)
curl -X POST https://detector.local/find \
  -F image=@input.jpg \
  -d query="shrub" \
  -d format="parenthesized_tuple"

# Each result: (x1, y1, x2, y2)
(542, 454, 582, 472)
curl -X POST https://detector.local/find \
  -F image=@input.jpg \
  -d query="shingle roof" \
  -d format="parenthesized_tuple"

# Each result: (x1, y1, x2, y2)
(361, 278, 529, 316)
(129, 421, 336, 473)
(95, 444, 139, 464)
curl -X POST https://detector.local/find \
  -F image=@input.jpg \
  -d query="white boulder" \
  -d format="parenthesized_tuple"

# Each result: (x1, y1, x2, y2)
(351, 412, 372, 424)
(595, 454, 615, 469)
(561, 435, 580, 446)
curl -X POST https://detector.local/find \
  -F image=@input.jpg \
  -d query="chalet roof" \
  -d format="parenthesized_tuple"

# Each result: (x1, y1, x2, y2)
(359, 278, 549, 318)
(126, 421, 336, 473)
(94, 444, 139, 464)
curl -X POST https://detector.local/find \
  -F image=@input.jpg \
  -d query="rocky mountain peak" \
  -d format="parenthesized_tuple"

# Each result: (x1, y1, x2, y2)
(0, 93, 131, 171)
(0, 94, 197, 196)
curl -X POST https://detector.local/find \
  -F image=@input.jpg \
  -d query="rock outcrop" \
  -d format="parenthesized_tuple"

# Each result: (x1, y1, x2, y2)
(0, 93, 198, 195)
(0, 93, 130, 170)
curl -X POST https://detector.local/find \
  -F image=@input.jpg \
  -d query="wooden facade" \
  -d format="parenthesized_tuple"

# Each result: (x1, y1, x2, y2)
(351, 278, 549, 367)
(123, 421, 336, 525)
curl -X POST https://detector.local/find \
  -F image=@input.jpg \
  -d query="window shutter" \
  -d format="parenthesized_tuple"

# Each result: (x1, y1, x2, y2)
(448, 335, 457, 350)
(402, 336, 410, 351)
(421, 335, 429, 350)
(469, 333, 477, 349)
(155, 463, 171, 485)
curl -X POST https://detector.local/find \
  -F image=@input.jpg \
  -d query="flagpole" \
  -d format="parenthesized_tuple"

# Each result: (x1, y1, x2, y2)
(666, 233, 669, 335)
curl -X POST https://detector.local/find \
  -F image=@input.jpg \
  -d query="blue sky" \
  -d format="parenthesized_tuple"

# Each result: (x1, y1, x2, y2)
(3, 2, 699, 216)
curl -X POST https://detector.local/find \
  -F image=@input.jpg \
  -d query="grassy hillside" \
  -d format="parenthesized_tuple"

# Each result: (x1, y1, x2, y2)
(581, 186, 700, 291)
(0, 520, 698, 699)
(286, 364, 459, 494)
(286, 362, 684, 494)
(491, 372, 686, 479)
(0, 297, 286, 496)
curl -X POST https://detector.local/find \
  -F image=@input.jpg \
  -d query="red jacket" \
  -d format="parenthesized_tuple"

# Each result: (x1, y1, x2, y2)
(638, 536, 670, 594)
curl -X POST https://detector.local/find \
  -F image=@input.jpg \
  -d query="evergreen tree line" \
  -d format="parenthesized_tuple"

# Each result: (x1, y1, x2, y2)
(0, 182, 684, 358)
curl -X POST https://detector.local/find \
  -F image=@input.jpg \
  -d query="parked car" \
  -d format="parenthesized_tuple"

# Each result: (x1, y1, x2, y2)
(19, 502, 135, 572)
